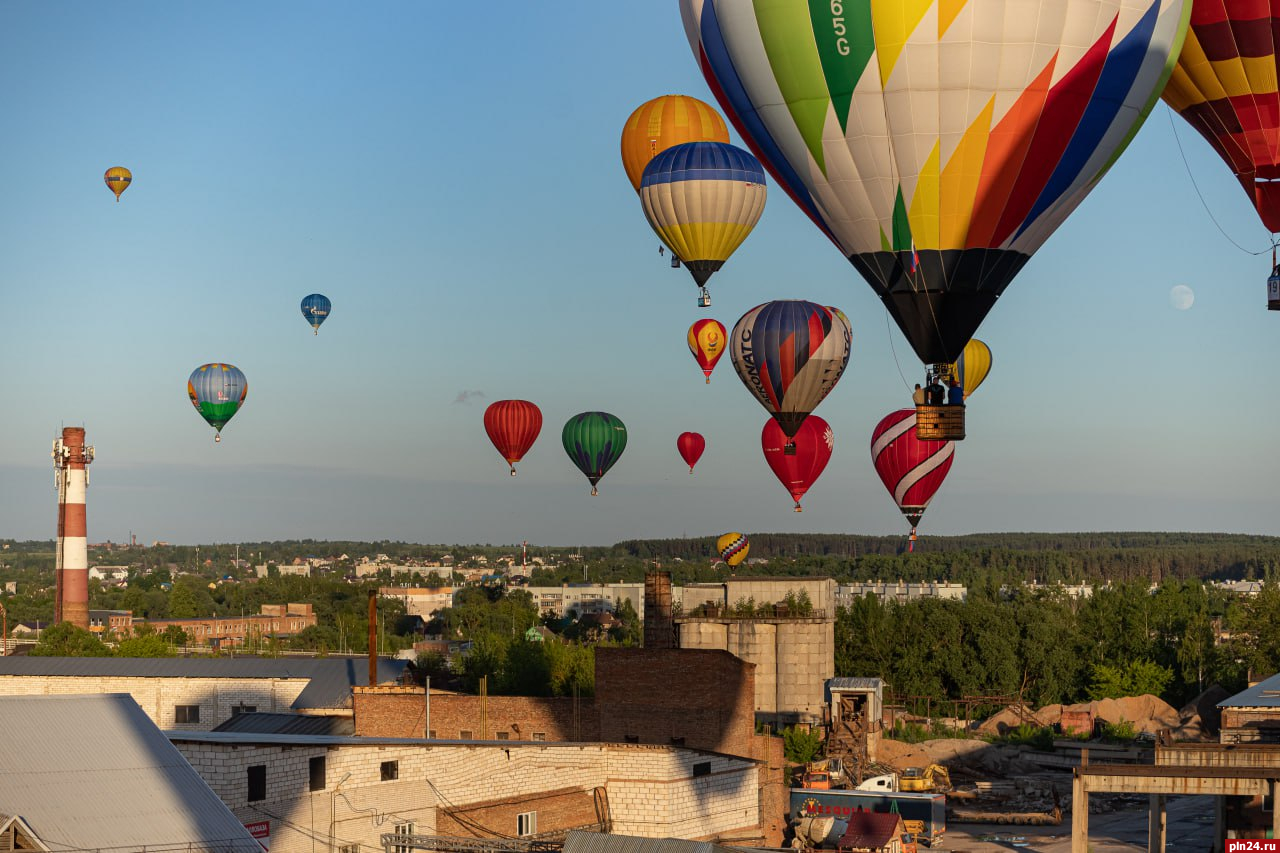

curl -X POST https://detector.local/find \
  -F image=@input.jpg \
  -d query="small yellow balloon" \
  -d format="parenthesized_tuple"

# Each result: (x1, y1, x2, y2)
(104, 166, 132, 202)
(949, 338, 992, 398)
(716, 532, 749, 567)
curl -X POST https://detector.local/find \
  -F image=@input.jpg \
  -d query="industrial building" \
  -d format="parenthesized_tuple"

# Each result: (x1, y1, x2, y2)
(0, 693, 261, 853)
(0, 656, 408, 730)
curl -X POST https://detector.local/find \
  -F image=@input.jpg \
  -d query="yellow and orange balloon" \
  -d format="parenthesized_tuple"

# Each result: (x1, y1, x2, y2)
(620, 95, 728, 192)
(104, 167, 131, 202)
(716, 532, 749, 567)
(687, 319, 727, 383)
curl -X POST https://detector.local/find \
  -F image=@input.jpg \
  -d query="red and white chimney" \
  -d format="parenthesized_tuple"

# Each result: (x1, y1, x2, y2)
(53, 427, 93, 629)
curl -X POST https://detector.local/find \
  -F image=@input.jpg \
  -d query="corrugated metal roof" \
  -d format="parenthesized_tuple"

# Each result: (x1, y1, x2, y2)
(0, 694, 261, 853)
(564, 830, 739, 853)
(828, 678, 882, 691)
(0, 655, 408, 709)
(1219, 673, 1280, 708)
(211, 712, 355, 736)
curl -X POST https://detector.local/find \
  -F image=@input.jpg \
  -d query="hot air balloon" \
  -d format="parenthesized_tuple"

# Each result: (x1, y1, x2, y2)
(640, 141, 767, 307)
(484, 400, 543, 476)
(716, 531, 749, 567)
(621, 95, 730, 191)
(562, 412, 627, 495)
(950, 339, 993, 399)
(104, 167, 131, 202)
(870, 409, 955, 549)
(681, 0, 1188, 361)
(730, 300, 852, 449)
(688, 319, 727, 383)
(1161, 1, 1280, 308)
(188, 363, 248, 443)
(677, 431, 706, 473)
(300, 294, 331, 335)
(762, 416, 832, 512)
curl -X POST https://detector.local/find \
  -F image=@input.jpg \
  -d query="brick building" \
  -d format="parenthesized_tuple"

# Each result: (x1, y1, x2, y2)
(172, 735, 764, 853)
(137, 603, 317, 647)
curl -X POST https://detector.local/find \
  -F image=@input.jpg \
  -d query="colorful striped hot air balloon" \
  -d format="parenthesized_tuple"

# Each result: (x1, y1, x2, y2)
(716, 531, 749, 567)
(640, 141, 766, 305)
(870, 408, 956, 549)
(104, 167, 131, 202)
(484, 400, 543, 476)
(1164, 1, 1280, 233)
(681, 0, 1189, 364)
(562, 412, 628, 496)
(188, 363, 248, 443)
(687, 318, 727, 383)
(730, 301, 852, 441)
(621, 95, 730, 191)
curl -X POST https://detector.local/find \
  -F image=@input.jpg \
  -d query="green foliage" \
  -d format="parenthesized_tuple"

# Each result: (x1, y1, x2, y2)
(990, 723, 1055, 750)
(783, 589, 814, 616)
(114, 634, 177, 657)
(30, 622, 111, 657)
(1101, 719, 1138, 742)
(782, 725, 822, 764)
(1088, 661, 1173, 701)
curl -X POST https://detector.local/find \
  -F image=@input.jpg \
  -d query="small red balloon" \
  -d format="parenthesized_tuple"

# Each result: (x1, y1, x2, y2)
(484, 400, 543, 475)
(677, 431, 706, 473)
(762, 416, 832, 511)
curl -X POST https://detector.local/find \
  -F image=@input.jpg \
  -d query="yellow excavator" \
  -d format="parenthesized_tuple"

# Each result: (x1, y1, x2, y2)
(899, 764, 951, 793)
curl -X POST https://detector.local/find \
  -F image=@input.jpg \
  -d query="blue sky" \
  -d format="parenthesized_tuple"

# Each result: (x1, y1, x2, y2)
(1, 3, 1277, 547)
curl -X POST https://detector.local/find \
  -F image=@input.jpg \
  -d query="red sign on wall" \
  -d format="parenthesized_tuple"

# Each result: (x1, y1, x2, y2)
(244, 820, 270, 851)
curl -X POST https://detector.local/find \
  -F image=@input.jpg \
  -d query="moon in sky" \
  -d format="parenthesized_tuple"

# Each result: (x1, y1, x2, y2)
(1170, 285, 1195, 310)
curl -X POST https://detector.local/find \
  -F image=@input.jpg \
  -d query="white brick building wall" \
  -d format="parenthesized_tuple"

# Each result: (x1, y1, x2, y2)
(172, 739, 760, 853)
(0, 675, 310, 730)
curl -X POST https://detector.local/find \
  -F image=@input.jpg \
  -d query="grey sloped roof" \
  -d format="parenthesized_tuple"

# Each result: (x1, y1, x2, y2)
(0, 655, 408, 709)
(1220, 673, 1280, 708)
(828, 677, 882, 690)
(564, 831, 742, 853)
(0, 694, 261, 853)
(212, 712, 355, 736)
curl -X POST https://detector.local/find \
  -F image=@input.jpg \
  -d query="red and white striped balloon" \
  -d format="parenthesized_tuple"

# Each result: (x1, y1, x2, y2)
(870, 409, 954, 540)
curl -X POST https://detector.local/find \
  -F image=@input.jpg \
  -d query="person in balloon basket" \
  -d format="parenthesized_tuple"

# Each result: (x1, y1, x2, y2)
(912, 383, 926, 406)
(947, 379, 964, 406)
(925, 377, 946, 406)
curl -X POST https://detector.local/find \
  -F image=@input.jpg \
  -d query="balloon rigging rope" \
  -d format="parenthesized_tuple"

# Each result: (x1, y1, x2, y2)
(1165, 103, 1274, 257)
(886, 308, 911, 391)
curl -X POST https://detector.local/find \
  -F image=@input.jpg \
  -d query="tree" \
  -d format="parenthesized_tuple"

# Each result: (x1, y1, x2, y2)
(1088, 660, 1173, 700)
(115, 634, 177, 657)
(30, 623, 111, 657)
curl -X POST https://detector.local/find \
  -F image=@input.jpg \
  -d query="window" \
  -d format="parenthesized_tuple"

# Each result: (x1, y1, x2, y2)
(393, 822, 415, 853)
(459, 730, 473, 740)
(174, 705, 200, 725)
(247, 765, 266, 802)
(309, 756, 326, 791)
(693, 761, 712, 778)
(232, 703, 257, 716)
(428, 730, 437, 739)
(496, 731, 510, 740)
(340, 846, 359, 853)
(532, 732, 546, 741)
(381, 760, 399, 781)
(517, 812, 537, 837)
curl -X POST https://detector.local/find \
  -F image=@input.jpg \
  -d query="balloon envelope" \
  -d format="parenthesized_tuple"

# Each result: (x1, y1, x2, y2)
(677, 431, 706, 473)
(730, 300, 852, 437)
(188, 363, 247, 440)
(562, 412, 628, 495)
(716, 531, 749, 567)
(300, 294, 332, 334)
(870, 409, 955, 530)
(104, 166, 131, 201)
(485, 400, 543, 475)
(640, 141, 766, 287)
(950, 339, 992, 399)
(621, 95, 730, 191)
(688, 319, 728, 382)
(762, 416, 833, 511)
(681, 0, 1189, 363)
(1163, 1, 1280, 231)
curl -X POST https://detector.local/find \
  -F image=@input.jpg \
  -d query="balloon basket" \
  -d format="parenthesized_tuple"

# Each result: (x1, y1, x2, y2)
(214, 434, 221, 443)
(915, 404, 965, 441)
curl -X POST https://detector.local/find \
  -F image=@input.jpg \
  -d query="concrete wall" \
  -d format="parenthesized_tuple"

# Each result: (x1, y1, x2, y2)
(724, 578, 836, 614)
(0, 675, 309, 730)
(174, 740, 762, 853)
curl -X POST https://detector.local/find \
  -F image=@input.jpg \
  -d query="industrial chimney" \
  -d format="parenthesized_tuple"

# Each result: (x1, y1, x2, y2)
(53, 427, 94, 630)
(643, 571, 675, 649)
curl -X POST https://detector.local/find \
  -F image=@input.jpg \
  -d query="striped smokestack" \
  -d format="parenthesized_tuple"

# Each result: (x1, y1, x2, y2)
(53, 427, 93, 630)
